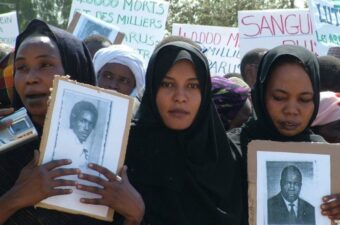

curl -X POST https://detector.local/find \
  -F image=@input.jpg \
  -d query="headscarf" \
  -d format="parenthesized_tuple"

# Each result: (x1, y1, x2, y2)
(312, 91, 340, 126)
(126, 41, 243, 225)
(211, 76, 250, 130)
(0, 51, 14, 107)
(92, 45, 145, 97)
(0, 20, 115, 225)
(13, 19, 96, 109)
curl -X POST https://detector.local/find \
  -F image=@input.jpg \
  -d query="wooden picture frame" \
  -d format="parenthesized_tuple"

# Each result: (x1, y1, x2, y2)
(36, 76, 133, 221)
(248, 140, 340, 225)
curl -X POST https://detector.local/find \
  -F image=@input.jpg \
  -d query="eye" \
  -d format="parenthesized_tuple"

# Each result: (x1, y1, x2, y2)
(160, 81, 174, 88)
(15, 64, 28, 72)
(272, 95, 285, 101)
(41, 62, 52, 68)
(299, 98, 313, 103)
(187, 83, 200, 89)
(119, 77, 130, 84)
(102, 73, 113, 80)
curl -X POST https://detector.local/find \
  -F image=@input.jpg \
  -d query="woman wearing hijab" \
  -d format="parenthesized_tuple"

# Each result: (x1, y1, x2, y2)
(211, 76, 252, 131)
(312, 91, 340, 143)
(92, 45, 145, 97)
(0, 19, 144, 225)
(124, 39, 243, 225)
(227, 45, 340, 224)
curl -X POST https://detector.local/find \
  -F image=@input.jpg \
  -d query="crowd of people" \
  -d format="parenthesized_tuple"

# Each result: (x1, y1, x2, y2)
(0, 18, 340, 225)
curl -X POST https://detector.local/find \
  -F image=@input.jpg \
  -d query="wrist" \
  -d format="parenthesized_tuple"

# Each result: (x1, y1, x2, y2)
(0, 192, 21, 221)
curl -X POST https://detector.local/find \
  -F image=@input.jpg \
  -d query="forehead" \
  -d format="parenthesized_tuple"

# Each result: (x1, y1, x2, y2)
(16, 35, 60, 57)
(166, 60, 197, 78)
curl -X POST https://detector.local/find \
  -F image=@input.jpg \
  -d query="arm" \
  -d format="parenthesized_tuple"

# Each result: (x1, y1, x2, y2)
(0, 150, 80, 224)
(77, 164, 145, 225)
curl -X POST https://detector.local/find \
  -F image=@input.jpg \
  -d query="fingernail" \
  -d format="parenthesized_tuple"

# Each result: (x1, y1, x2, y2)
(67, 159, 72, 163)
(88, 163, 93, 168)
(77, 184, 82, 188)
(80, 198, 85, 202)
(78, 174, 83, 178)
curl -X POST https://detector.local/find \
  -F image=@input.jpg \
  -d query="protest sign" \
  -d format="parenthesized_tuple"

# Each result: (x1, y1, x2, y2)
(308, 0, 340, 56)
(69, 0, 169, 61)
(238, 8, 317, 57)
(0, 11, 19, 47)
(68, 11, 124, 44)
(172, 23, 240, 76)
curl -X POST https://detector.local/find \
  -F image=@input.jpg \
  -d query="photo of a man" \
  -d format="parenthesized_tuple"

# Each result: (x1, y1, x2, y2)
(53, 100, 101, 170)
(268, 165, 315, 225)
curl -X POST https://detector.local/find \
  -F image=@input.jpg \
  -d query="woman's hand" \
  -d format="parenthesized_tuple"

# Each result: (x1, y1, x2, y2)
(0, 108, 14, 130)
(4, 150, 80, 209)
(77, 164, 145, 225)
(321, 194, 340, 220)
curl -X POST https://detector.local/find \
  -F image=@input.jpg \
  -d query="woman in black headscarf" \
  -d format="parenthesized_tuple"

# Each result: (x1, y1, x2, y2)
(0, 19, 143, 225)
(227, 45, 327, 225)
(125, 38, 244, 225)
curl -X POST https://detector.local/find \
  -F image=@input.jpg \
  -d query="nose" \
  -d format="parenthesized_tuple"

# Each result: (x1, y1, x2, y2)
(25, 68, 39, 84)
(108, 79, 119, 90)
(173, 88, 188, 103)
(283, 100, 299, 116)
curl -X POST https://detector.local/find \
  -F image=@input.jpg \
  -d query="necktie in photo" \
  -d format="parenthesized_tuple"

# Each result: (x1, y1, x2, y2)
(81, 148, 88, 160)
(288, 203, 297, 224)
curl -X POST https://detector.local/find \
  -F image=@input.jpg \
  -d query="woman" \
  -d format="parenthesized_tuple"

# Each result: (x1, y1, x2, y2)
(0, 19, 143, 225)
(125, 39, 243, 225)
(211, 76, 252, 130)
(92, 45, 145, 97)
(312, 91, 340, 143)
(227, 45, 339, 224)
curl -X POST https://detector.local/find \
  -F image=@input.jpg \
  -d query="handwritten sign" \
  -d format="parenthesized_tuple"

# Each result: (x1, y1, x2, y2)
(0, 11, 19, 47)
(308, 0, 340, 55)
(172, 23, 240, 76)
(69, 0, 169, 61)
(238, 8, 317, 57)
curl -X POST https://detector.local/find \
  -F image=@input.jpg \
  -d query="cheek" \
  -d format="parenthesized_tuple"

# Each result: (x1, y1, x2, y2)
(14, 74, 25, 97)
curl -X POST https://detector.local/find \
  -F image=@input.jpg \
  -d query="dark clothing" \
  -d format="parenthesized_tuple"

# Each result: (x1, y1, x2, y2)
(0, 19, 121, 225)
(126, 41, 243, 225)
(268, 193, 315, 225)
(227, 45, 325, 225)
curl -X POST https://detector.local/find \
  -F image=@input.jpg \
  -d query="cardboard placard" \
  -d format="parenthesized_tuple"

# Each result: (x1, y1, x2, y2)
(67, 11, 124, 44)
(37, 76, 133, 221)
(248, 140, 340, 225)
(0, 11, 19, 47)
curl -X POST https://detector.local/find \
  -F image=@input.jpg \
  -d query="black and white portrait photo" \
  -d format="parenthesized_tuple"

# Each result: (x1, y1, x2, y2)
(267, 162, 315, 225)
(74, 14, 112, 40)
(39, 77, 133, 219)
(51, 91, 111, 173)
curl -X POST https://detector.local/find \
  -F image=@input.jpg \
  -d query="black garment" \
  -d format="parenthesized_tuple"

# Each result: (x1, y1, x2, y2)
(227, 45, 325, 225)
(126, 41, 243, 225)
(0, 19, 120, 225)
(268, 193, 315, 225)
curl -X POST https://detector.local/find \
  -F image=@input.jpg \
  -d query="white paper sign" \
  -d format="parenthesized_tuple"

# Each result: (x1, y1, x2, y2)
(69, 0, 169, 61)
(0, 11, 19, 47)
(172, 23, 240, 76)
(238, 8, 317, 57)
(308, 0, 340, 55)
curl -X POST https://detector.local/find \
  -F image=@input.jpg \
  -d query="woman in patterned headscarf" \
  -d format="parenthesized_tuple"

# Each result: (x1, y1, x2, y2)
(211, 76, 251, 130)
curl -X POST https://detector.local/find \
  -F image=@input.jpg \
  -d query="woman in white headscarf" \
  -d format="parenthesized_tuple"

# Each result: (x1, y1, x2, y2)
(93, 44, 145, 97)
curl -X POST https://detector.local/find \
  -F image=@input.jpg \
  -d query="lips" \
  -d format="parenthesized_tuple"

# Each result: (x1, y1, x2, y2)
(278, 121, 301, 131)
(168, 109, 189, 118)
(25, 91, 49, 105)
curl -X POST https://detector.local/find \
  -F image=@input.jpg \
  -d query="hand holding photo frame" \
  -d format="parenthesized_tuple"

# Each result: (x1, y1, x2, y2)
(247, 140, 340, 225)
(36, 76, 133, 221)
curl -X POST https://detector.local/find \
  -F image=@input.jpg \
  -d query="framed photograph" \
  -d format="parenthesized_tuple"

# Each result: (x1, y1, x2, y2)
(248, 140, 340, 225)
(36, 76, 133, 221)
(68, 11, 124, 44)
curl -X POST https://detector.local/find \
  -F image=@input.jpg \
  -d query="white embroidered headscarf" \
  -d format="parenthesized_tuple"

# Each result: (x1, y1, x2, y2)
(93, 44, 146, 97)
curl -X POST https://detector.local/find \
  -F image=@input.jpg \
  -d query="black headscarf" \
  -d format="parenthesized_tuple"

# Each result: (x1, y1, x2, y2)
(126, 41, 243, 225)
(0, 20, 118, 225)
(13, 19, 96, 109)
(227, 45, 325, 225)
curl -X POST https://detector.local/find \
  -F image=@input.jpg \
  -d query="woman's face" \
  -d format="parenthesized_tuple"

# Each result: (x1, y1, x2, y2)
(265, 63, 314, 136)
(97, 63, 136, 95)
(156, 60, 201, 130)
(14, 36, 65, 125)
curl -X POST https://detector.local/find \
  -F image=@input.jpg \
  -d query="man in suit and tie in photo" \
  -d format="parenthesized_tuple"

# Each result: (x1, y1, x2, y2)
(268, 165, 315, 225)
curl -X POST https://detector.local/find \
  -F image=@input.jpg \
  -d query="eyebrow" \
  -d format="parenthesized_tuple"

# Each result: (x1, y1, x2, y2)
(163, 75, 199, 81)
(15, 54, 59, 62)
(273, 89, 314, 95)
